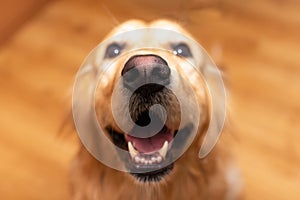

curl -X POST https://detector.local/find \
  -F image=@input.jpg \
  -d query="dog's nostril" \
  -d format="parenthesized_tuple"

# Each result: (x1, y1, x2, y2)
(122, 54, 170, 91)
(152, 65, 171, 80)
(123, 68, 139, 83)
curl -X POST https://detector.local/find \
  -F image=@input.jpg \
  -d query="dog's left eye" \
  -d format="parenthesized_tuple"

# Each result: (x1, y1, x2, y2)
(171, 43, 192, 57)
(104, 43, 124, 58)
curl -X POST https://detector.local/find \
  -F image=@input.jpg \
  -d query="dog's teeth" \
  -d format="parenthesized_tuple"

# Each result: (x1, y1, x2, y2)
(135, 156, 140, 163)
(151, 157, 156, 163)
(158, 141, 168, 159)
(134, 155, 164, 165)
(128, 142, 138, 158)
(129, 141, 167, 164)
(156, 156, 162, 163)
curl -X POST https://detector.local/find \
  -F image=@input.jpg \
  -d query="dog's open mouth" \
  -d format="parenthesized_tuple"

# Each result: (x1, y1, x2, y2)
(126, 123, 176, 181)
(126, 125, 172, 166)
(106, 123, 177, 182)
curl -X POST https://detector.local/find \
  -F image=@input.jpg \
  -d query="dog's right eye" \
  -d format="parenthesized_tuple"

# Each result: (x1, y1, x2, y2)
(104, 43, 124, 58)
(171, 43, 192, 58)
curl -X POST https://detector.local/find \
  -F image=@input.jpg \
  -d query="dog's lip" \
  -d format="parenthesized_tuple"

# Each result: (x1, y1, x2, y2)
(130, 163, 174, 182)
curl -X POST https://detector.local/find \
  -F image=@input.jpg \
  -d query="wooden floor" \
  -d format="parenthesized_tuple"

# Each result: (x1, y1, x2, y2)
(0, 0, 299, 199)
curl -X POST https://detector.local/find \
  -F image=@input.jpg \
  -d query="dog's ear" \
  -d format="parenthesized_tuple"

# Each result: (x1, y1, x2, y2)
(198, 62, 227, 158)
(58, 90, 76, 137)
(59, 62, 98, 137)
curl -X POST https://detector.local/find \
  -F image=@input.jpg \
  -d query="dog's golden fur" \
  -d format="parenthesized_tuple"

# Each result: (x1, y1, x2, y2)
(69, 20, 242, 200)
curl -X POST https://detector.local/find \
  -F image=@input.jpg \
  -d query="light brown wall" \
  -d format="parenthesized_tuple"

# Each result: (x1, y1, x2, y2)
(0, 0, 49, 44)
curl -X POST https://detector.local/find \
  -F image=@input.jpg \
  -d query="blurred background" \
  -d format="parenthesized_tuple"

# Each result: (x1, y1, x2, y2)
(0, 0, 299, 199)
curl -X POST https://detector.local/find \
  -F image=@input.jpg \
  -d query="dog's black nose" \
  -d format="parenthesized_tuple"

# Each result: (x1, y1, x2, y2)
(121, 54, 170, 91)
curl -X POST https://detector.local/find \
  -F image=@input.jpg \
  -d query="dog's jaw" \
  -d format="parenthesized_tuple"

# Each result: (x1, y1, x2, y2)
(71, 138, 235, 200)
(105, 120, 197, 182)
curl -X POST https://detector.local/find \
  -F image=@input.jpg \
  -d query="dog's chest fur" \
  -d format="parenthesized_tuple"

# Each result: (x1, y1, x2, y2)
(71, 145, 232, 200)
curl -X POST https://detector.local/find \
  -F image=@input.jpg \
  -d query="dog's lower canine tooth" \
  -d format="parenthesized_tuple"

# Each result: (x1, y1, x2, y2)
(128, 142, 138, 158)
(158, 141, 168, 159)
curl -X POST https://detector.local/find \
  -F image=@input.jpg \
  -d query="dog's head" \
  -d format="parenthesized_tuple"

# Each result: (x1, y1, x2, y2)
(74, 20, 218, 183)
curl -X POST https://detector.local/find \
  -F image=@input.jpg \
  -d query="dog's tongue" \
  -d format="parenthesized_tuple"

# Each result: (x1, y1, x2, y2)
(126, 128, 172, 153)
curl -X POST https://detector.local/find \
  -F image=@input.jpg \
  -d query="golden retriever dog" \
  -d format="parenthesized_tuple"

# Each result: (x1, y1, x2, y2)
(70, 19, 242, 200)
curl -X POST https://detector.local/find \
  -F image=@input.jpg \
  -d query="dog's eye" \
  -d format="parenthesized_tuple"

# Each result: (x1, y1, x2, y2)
(171, 43, 192, 57)
(104, 43, 124, 58)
